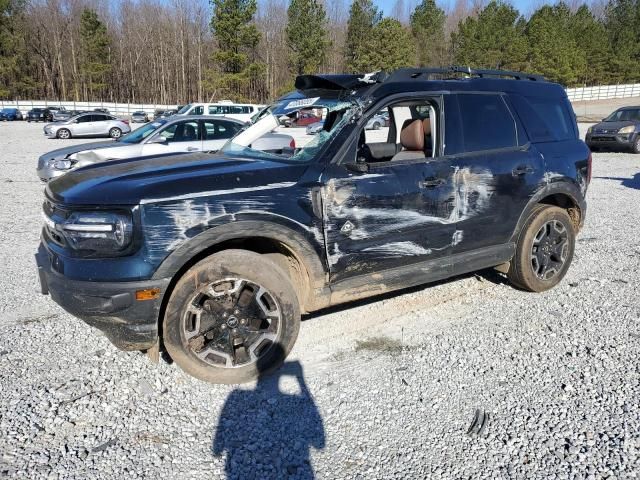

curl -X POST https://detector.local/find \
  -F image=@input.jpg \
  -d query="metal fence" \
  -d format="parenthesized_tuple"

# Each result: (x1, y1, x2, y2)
(0, 100, 178, 117)
(3, 83, 640, 114)
(566, 83, 640, 102)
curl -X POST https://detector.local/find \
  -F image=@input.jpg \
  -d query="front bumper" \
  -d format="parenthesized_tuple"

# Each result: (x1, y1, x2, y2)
(586, 132, 637, 150)
(36, 244, 170, 351)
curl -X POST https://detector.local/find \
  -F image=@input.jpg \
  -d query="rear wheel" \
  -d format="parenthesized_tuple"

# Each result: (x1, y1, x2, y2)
(56, 128, 71, 139)
(373, 121, 381, 130)
(507, 205, 575, 292)
(163, 249, 300, 384)
(109, 127, 122, 139)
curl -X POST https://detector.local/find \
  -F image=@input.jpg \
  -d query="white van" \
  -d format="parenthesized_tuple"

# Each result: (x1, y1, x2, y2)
(175, 101, 264, 123)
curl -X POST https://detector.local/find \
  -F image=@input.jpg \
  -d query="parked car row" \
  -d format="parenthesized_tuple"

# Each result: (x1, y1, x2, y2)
(37, 115, 295, 181)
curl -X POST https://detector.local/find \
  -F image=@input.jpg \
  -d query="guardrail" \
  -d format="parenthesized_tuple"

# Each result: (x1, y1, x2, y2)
(0, 100, 179, 117)
(566, 83, 640, 102)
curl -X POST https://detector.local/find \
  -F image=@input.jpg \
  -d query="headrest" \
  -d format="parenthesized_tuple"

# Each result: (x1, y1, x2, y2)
(400, 119, 424, 151)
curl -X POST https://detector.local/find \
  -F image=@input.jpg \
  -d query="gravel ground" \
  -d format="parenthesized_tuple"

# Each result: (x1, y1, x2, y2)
(0, 121, 639, 479)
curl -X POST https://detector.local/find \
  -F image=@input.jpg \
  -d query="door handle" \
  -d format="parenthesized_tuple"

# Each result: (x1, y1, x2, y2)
(187, 147, 199, 151)
(419, 178, 445, 188)
(512, 165, 534, 176)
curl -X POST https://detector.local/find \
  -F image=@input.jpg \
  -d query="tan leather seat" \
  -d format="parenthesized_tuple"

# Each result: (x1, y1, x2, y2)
(423, 118, 433, 156)
(391, 119, 426, 161)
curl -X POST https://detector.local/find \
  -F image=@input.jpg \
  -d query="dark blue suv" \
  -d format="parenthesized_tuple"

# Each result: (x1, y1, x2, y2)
(36, 67, 591, 384)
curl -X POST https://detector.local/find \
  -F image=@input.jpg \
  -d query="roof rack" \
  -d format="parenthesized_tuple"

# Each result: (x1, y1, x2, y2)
(384, 66, 545, 83)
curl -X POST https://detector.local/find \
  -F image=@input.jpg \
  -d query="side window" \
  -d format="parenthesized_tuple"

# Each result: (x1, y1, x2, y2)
(509, 94, 575, 142)
(93, 114, 108, 122)
(76, 115, 93, 123)
(358, 101, 437, 163)
(192, 106, 204, 115)
(457, 94, 517, 152)
(158, 121, 200, 143)
(208, 106, 222, 114)
(203, 120, 240, 140)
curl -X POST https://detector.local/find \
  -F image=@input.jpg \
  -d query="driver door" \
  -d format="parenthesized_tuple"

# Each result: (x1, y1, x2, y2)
(141, 119, 202, 156)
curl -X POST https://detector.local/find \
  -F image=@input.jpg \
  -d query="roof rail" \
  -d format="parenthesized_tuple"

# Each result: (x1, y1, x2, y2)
(385, 66, 545, 83)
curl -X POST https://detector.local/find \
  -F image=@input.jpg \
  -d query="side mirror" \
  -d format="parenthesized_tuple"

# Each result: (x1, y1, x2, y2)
(147, 135, 168, 145)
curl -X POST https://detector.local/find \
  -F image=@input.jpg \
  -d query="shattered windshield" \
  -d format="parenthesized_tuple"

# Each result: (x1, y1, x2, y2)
(220, 93, 356, 162)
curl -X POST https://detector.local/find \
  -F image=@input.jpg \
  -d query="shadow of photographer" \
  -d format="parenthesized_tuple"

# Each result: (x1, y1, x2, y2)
(212, 344, 325, 479)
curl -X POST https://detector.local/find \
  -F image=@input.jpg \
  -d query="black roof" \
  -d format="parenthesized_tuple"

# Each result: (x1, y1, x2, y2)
(294, 65, 566, 100)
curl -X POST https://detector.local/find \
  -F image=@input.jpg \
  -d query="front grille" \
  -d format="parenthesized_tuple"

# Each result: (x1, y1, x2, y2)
(42, 200, 70, 246)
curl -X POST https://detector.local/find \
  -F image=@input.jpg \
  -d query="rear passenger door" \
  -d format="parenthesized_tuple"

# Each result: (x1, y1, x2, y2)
(446, 93, 544, 253)
(201, 119, 241, 152)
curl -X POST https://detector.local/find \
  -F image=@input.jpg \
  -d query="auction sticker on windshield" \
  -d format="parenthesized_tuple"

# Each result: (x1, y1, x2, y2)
(284, 97, 320, 110)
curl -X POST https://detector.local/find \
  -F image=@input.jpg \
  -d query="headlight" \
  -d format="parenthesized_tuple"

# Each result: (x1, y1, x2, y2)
(618, 126, 634, 134)
(45, 210, 133, 254)
(54, 159, 74, 170)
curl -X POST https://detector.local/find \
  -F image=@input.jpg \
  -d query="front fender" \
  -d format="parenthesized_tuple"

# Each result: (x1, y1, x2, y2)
(151, 217, 328, 291)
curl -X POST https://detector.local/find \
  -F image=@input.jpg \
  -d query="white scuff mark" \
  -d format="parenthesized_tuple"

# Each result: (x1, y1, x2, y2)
(327, 242, 343, 266)
(324, 167, 495, 242)
(140, 181, 297, 205)
(362, 241, 433, 256)
(452, 230, 464, 246)
(450, 167, 494, 223)
(544, 171, 565, 184)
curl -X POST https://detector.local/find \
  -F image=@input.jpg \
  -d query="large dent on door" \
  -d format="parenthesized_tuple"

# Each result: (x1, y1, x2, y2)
(322, 166, 496, 266)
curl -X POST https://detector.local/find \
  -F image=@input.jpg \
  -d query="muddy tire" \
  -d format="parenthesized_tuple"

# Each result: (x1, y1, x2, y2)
(56, 128, 71, 139)
(163, 249, 300, 384)
(507, 205, 575, 292)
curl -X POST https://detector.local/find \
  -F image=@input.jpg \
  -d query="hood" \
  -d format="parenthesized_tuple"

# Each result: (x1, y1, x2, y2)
(46, 152, 306, 205)
(38, 140, 117, 162)
(592, 120, 637, 132)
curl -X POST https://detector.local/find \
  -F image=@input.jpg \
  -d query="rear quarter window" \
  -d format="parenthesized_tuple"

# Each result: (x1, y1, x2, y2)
(457, 94, 518, 152)
(509, 94, 576, 142)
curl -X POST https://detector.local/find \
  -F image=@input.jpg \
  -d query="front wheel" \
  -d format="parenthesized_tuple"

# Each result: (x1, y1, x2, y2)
(109, 127, 122, 139)
(507, 205, 575, 292)
(163, 249, 300, 384)
(56, 128, 71, 139)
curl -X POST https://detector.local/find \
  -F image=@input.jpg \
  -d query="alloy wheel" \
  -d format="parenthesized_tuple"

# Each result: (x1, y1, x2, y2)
(182, 278, 281, 368)
(530, 220, 569, 280)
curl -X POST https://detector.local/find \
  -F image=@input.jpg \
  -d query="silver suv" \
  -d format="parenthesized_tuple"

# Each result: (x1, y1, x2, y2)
(44, 112, 131, 139)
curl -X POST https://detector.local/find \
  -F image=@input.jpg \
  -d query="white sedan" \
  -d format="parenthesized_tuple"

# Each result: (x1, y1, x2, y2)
(37, 115, 295, 181)
(43, 112, 131, 139)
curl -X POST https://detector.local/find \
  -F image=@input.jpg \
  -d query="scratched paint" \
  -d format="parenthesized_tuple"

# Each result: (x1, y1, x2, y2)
(324, 166, 494, 244)
(362, 242, 434, 256)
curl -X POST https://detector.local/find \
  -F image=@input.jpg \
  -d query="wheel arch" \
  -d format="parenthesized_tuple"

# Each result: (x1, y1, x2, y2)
(152, 219, 329, 317)
(510, 182, 585, 243)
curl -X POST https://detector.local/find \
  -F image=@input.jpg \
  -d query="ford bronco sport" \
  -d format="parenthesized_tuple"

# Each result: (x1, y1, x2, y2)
(36, 66, 591, 384)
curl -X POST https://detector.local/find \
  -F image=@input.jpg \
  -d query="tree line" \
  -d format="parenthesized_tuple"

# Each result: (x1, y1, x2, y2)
(0, 0, 639, 105)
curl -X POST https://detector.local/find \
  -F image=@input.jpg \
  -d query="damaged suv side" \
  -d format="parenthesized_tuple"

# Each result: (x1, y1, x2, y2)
(37, 67, 591, 384)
